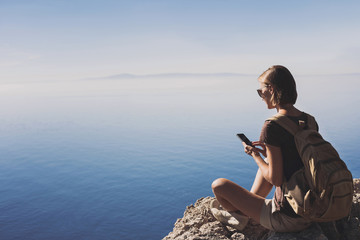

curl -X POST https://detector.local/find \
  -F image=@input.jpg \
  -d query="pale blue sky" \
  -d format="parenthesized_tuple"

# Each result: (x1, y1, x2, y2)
(1, 0, 360, 82)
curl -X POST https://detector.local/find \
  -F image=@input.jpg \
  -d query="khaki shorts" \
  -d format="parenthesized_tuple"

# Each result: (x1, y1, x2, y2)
(260, 199, 312, 232)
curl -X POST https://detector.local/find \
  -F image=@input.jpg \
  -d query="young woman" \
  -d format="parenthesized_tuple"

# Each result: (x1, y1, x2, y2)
(211, 65, 316, 232)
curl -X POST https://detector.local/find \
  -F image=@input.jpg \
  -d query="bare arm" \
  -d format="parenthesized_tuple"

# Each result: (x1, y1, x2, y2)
(243, 142, 284, 186)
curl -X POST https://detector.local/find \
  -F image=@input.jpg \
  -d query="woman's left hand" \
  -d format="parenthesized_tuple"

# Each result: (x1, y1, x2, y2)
(252, 141, 267, 157)
(242, 141, 267, 157)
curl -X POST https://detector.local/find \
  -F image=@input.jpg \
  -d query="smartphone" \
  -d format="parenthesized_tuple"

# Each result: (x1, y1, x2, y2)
(237, 133, 253, 147)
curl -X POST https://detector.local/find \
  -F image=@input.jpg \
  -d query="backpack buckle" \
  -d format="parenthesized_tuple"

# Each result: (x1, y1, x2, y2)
(299, 120, 306, 129)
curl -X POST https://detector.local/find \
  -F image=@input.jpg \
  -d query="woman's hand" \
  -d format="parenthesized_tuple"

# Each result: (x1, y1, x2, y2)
(252, 141, 267, 157)
(242, 141, 267, 157)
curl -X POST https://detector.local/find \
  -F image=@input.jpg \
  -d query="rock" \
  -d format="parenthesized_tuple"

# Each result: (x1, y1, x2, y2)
(266, 224, 327, 240)
(163, 179, 360, 240)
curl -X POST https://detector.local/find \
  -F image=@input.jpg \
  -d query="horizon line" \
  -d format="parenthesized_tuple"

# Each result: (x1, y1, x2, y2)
(83, 72, 360, 81)
(1, 72, 359, 85)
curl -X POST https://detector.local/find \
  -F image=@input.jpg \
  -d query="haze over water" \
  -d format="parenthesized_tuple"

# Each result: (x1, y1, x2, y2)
(0, 74, 359, 239)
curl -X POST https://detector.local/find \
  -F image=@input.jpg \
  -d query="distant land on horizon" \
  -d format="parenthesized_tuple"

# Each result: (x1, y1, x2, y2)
(85, 72, 255, 80)
(84, 72, 360, 81)
(3, 72, 359, 85)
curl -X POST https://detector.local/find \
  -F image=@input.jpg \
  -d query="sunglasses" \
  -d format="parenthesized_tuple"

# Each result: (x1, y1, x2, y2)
(257, 85, 269, 98)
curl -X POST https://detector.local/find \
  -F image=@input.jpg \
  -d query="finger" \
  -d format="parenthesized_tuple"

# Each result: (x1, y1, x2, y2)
(245, 145, 254, 152)
(252, 141, 265, 147)
(252, 144, 266, 151)
(251, 148, 262, 154)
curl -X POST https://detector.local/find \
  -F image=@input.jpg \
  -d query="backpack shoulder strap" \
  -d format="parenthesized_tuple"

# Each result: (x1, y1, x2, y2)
(306, 113, 317, 131)
(267, 113, 301, 136)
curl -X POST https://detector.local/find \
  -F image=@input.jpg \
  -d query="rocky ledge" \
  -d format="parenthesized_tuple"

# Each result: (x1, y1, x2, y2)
(163, 179, 360, 240)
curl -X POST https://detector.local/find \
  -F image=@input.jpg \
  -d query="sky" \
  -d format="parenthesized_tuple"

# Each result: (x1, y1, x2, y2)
(0, 0, 360, 82)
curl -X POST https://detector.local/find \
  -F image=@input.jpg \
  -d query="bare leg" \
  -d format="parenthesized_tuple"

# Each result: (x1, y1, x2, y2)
(212, 178, 265, 223)
(250, 168, 273, 197)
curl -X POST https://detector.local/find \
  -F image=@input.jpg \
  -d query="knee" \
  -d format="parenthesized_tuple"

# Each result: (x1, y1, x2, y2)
(211, 178, 229, 192)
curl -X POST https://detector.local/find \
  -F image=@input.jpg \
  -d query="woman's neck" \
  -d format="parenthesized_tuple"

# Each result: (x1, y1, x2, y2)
(276, 104, 302, 116)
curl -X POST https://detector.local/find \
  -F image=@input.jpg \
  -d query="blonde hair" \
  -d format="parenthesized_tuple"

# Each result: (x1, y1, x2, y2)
(259, 65, 297, 106)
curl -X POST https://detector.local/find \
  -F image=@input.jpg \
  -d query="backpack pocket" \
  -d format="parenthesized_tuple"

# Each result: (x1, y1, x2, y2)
(317, 177, 353, 221)
(284, 168, 309, 215)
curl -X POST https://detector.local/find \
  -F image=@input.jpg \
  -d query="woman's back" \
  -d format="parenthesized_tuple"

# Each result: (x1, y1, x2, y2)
(260, 112, 319, 181)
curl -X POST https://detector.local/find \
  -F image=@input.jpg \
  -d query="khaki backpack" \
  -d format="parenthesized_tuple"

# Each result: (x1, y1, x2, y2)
(268, 113, 353, 222)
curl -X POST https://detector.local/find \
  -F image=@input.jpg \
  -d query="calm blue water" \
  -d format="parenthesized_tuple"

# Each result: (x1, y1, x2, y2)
(0, 74, 359, 240)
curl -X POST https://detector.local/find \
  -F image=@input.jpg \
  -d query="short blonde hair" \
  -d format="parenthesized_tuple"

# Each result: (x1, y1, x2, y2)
(259, 65, 297, 106)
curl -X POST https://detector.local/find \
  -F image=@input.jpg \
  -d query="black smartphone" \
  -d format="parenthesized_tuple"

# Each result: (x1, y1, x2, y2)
(237, 133, 253, 147)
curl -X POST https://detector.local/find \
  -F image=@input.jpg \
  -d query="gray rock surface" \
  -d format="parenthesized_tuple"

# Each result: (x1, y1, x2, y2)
(163, 179, 360, 240)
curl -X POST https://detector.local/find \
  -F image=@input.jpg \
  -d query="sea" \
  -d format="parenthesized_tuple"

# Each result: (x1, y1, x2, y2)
(0, 74, 359, 240)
